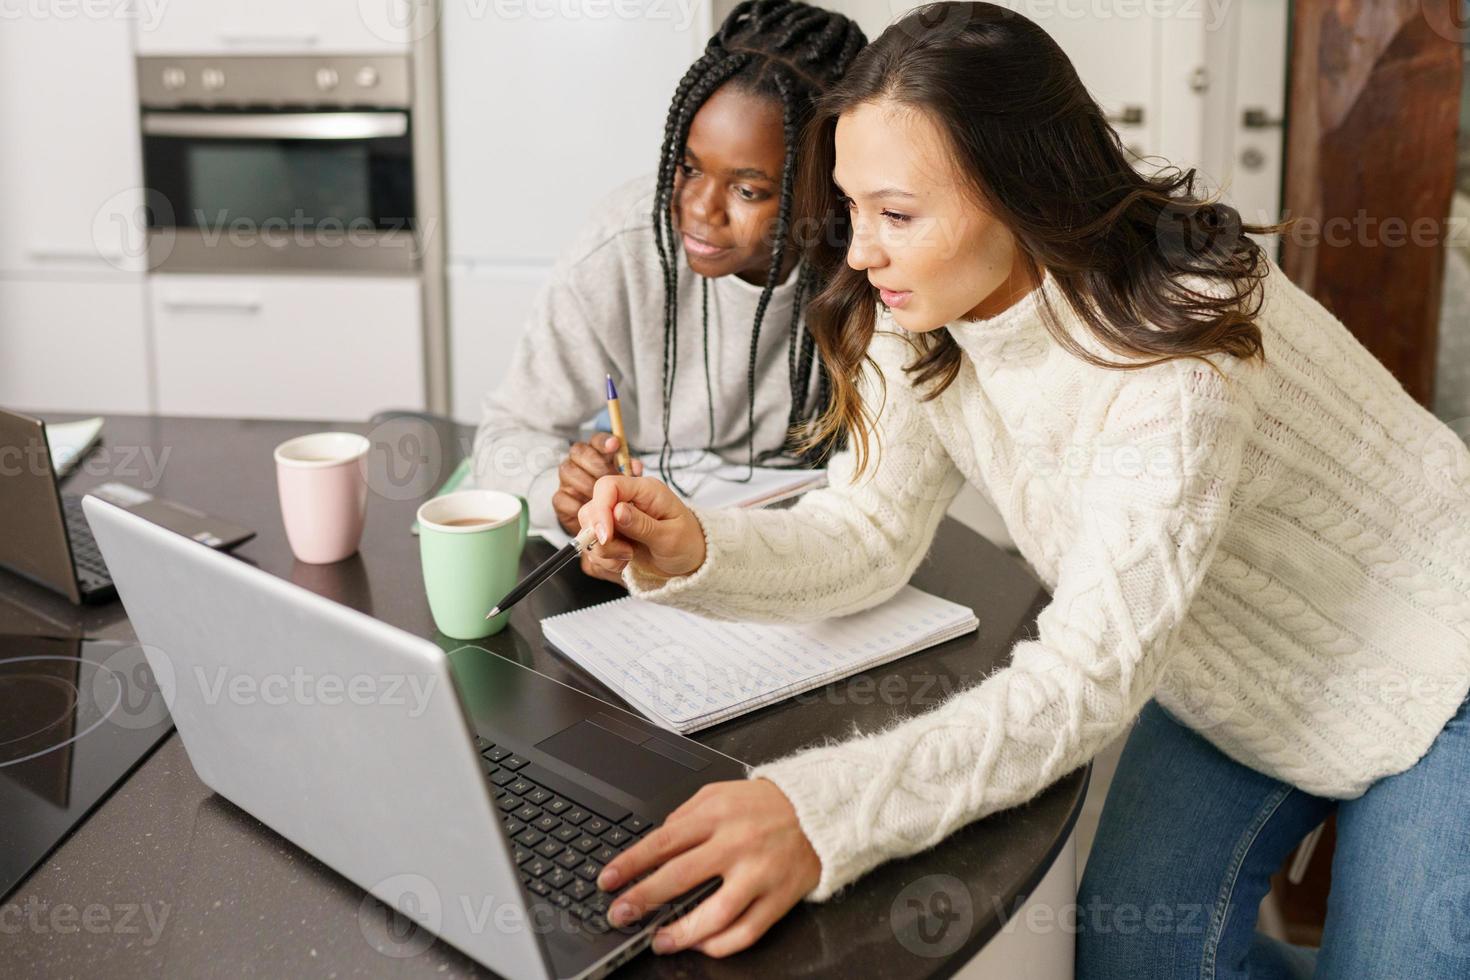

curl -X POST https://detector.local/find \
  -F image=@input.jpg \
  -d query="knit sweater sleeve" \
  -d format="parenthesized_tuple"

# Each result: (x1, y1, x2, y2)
(622, 330, 966, 622)
(753, 358, 1255, 902)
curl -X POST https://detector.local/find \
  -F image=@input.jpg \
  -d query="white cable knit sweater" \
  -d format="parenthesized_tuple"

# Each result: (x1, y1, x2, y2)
(622, 257, 1470, 902)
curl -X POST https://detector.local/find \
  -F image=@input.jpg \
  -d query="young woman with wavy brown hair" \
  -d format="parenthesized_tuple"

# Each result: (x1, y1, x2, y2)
(573, 4, 1470, 974)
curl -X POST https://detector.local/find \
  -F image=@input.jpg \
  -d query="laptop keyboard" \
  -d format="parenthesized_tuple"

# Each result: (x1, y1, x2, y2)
(476, 736, 654, 935)
(62, 494, 113, 583)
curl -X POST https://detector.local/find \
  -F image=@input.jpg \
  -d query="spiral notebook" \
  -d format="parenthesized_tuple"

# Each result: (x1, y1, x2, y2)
(540, 585, 978, 733)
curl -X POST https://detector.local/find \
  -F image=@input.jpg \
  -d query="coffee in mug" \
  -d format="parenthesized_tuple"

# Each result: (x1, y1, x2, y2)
(416, 490, 528, 639)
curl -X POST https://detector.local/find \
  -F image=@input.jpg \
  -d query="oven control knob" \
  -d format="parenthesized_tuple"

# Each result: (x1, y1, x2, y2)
(201, 68, 225, 91)
(355, 66, 379, 89)
(315, 67, 340, 91)
(161, 67, 186, 91)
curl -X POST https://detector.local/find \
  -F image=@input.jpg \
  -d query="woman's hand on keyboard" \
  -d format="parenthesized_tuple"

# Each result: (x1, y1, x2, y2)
(593, 777, 819, 957)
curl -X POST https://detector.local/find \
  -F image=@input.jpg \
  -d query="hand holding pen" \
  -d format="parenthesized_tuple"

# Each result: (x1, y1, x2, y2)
(488, 373, 650, 617)
(548, 375, 643, 545)
(579, 376, 704, 581)
(578, 475, 707, 581)
(487, 473, 706, 622)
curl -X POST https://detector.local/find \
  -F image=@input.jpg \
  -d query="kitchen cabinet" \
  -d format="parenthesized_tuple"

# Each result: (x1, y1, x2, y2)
(133, 0, 413, 55)
(447, 264, 550, 424)
(1043, 1, 1287, 222)
(0, 14, 145, 275)
(1202, 0, 1291, 238)
(0, 278, 152, 414)
(150, 274, 424, 419)
(0, 10, 151, 415)
(1039, 11, 1162, 160)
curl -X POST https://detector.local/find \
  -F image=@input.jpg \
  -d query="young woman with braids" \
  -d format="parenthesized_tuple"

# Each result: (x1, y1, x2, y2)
(572, 3, 1470, 970)
(472, 1, 865, 583)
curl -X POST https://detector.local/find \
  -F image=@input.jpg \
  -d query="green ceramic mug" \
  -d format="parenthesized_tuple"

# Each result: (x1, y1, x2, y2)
(417, 489, 529, 639)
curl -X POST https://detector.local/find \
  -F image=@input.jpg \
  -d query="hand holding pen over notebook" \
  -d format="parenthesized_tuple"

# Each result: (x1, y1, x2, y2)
(484, 474, 706, 619)
(545, 473, 978, 732)
(484, 373, 692, 620)
(490, 470, 976, 729)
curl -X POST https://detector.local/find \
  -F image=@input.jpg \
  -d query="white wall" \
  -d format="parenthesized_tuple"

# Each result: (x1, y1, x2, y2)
(442, 1, 713, 423)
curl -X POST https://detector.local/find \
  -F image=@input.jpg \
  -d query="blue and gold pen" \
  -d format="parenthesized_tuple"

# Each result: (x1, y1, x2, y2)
(605, 374, 633, 476)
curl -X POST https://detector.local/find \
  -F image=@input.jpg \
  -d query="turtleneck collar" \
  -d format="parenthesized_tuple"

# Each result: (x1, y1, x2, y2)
(935, 267, 1063, 365)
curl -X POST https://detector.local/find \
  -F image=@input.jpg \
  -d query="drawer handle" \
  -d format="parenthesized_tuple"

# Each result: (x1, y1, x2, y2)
(143, 111, 407, 141)
(217, 32, 321, 46)
(161, 298, 262, 314)
(1242, 107, 1284, 129)
(29, 247, 127, 263)
(1105, 105, 1145, 126)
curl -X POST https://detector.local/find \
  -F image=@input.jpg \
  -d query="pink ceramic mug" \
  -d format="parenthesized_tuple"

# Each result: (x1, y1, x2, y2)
(273, 432, 370, 564)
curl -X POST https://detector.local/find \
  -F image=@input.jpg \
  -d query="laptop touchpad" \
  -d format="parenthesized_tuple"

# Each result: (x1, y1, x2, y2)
(535, 719, 698, 801)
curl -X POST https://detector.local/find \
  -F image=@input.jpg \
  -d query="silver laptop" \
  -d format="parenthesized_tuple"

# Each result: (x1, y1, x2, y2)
(83, 494, 746, 979)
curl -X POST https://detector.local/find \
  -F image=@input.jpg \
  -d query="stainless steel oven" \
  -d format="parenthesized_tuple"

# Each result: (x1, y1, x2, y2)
(138, 55, 417, 273)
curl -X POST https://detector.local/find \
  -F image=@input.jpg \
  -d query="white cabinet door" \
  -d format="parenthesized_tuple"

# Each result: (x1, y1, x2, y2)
(1156, 8, 1210, 176)
(1225, 0, 1290, 224)
(1034, 10, 1159, 160)
(448, 264, 550, 424)
(0, 15, 145, 275)
(442, 3, 710, 262)
(0, 277, 151, 414)
(134, 0, 412, 55)
(151, 274, 424, 419)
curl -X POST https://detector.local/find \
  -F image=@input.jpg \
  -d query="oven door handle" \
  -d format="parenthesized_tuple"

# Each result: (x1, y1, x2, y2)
(141, 112, 408, 141)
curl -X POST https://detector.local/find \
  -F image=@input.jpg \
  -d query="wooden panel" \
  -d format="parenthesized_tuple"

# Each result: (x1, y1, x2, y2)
(1280, 0, 1462, 407)
(1270, 0, 1463, 940)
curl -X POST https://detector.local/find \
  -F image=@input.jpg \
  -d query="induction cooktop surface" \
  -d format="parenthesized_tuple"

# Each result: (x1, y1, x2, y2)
(0, 634, 174, 898)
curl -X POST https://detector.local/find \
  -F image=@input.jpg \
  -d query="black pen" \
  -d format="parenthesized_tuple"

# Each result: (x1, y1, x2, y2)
(485, 525, 598, 620)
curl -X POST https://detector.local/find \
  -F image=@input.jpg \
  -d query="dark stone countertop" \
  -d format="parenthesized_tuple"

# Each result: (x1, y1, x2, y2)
(0, 412, 1086, 979)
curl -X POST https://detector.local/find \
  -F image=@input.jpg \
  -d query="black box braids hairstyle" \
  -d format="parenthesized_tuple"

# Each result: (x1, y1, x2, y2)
(650, 0, 866, 492)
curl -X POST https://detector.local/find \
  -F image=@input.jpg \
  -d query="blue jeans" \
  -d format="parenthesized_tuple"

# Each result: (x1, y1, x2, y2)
(1076, 696, 1470, 979)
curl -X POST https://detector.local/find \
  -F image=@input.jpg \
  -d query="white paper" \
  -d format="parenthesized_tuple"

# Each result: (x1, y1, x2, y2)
(541, 585, 978, 732)
(46, 417, 104, 478)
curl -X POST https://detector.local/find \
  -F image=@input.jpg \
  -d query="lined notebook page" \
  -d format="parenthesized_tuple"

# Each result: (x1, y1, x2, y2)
(541, 585, 978, 732)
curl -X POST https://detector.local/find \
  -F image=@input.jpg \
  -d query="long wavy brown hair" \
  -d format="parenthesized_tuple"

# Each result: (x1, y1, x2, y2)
(794, 2, 1283, 475)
